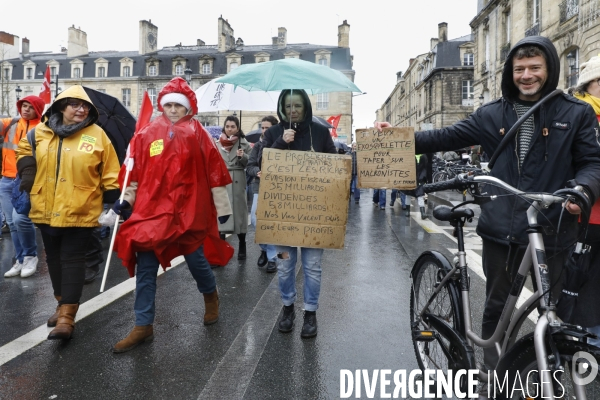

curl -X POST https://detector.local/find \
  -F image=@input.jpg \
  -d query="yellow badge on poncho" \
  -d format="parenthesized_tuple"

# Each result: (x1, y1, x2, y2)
(78, 135, 97, 154)
(150, 139, 164, 157)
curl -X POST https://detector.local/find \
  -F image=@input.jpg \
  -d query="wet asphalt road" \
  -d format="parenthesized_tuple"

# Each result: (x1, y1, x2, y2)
(0, 190, 532, 400)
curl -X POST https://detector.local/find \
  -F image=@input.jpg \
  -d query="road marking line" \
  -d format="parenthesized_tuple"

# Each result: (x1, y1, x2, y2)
(0, 256, 185, 367)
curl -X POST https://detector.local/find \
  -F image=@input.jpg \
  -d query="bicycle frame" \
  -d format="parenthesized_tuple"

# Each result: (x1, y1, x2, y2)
(416, 175, 584, 399)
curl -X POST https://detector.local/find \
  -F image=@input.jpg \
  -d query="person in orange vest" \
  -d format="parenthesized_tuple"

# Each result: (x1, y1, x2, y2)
(1, 96, 45, 278)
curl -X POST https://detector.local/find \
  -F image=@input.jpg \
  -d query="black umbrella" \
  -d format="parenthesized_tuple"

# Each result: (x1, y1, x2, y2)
(245, 128, 262, 144)
(333, 140, 350, 153)
(83, 86, 136, 165)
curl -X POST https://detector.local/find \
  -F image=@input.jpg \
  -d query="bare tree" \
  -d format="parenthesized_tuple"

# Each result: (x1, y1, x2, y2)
(0, 45, 15, 117)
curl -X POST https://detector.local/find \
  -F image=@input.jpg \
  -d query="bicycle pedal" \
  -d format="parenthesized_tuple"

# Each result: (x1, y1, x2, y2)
(413, 330, 436, 342)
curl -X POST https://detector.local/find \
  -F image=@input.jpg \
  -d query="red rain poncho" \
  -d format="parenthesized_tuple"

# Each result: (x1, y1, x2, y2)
(114, 113, 233, 276)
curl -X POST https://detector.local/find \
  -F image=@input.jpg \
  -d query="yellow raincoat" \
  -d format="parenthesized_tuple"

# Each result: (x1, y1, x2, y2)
(16, 85, 120, 227)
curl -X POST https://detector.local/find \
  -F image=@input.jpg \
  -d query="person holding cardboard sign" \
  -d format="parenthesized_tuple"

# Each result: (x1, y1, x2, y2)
(262, 89, 337, 338)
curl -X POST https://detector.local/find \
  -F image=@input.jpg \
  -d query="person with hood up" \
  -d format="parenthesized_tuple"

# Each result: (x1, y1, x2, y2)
(262, 89, 337, 338)
(16, 86, 121, 340)
(567, 54, 600, 345)
(112, 77, 233, 353)
(1, 95, 45, 279)
(377, 36, 600, 369)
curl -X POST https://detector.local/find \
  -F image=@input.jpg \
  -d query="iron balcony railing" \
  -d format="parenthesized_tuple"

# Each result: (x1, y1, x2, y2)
(525, 23, 539, 37)
(560, 0, 579, 23)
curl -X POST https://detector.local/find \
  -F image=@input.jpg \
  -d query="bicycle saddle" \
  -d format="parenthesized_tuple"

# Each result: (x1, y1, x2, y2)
(432, 205, 474, 222)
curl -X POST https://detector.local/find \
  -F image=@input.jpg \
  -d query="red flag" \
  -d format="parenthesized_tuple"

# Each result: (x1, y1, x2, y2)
(136, 91, 153, 133)
(327, 114, 342, 137)
(39, 66, 51, 104)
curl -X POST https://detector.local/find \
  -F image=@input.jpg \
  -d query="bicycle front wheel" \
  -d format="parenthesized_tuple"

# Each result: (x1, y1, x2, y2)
(410, 254, 461, 371)
(495, 335, 600, 400)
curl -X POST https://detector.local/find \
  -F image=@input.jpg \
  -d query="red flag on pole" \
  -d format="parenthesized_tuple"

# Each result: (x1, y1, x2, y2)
(39, 66, 51, 104)
(327, 114, 342, 137)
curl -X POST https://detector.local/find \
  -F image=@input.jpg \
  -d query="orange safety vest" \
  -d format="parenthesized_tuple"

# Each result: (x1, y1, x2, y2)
(1, 117, 40, 178)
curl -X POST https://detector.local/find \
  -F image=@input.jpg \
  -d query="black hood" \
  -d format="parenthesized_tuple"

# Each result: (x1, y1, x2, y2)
(276, 89, 313, 130)
(501, 36, 560, 101)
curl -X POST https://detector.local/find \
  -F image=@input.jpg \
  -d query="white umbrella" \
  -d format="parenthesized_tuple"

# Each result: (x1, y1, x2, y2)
(195, 79, 280, 112)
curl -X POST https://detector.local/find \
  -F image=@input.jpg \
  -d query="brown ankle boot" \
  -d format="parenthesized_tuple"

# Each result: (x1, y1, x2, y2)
(47, 295, 62, 327)
(47, 304, 79, 340)
(112, 325, 154, 353)
(203, 289, 219, 325)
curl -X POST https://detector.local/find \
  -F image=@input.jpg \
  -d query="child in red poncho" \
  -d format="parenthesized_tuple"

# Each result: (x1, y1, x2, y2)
(112, 77, 233, 353)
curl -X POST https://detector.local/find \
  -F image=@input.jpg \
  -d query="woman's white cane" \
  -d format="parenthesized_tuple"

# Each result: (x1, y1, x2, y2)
(99, 158, 133, 293)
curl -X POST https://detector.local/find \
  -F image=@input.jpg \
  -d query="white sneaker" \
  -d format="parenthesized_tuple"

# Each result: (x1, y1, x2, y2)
(4, 261, 23, 278)
(20, 256, 38, 278)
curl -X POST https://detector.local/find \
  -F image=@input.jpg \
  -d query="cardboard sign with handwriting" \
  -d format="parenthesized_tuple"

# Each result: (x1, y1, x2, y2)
(355, 127, 416, 189)
(255, 148, 351, 249)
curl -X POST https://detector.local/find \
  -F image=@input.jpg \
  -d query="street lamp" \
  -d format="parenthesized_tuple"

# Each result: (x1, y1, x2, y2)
(352, 91, 367, 97)
(15, 85, 22, 101)
(184, 67, 193, 85)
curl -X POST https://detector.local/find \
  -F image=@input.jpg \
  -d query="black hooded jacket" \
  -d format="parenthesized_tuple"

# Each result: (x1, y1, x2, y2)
(416, 36, 600, 246)
(262, 89, 337, 154)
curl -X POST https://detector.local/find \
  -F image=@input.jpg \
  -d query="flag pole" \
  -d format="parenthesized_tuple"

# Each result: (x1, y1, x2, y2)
(100, 160, 132, 293)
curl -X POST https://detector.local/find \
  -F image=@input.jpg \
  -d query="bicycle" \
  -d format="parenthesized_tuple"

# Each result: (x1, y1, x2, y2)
(410, 173, 600, 399)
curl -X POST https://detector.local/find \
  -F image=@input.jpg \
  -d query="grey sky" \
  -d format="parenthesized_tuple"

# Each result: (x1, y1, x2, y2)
(3, 0, 475, 131)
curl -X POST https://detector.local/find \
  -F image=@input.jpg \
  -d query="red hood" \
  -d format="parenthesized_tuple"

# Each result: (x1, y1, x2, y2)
(17, 95, 45, 119)
(157, 77, 198, 115)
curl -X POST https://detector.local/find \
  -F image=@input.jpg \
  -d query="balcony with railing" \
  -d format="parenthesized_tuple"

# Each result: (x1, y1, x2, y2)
(481, 61, 489, 74)
(500, 43, 511, 62)
(525, 23, 539, 36)
(560, 0, 579, 23)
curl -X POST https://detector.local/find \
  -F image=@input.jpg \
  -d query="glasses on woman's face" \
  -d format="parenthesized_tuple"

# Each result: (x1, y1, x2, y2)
(68, 102, 91, 111)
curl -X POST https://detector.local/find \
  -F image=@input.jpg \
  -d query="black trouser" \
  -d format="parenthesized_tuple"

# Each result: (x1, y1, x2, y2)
(85, 227, 104, 269)
(41, 227, 95, 304)
(481, 239, 566, 367)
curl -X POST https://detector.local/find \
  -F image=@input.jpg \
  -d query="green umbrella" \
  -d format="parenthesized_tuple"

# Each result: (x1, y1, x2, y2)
(215, 58, 361, 94)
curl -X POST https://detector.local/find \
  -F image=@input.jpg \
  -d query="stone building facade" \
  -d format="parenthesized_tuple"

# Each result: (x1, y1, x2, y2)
(0, 18, 356, 140)
(471, 0, 600, 107)
(376, 23, 475, 131)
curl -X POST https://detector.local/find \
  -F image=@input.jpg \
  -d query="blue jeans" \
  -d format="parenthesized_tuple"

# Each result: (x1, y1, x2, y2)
(373, 189, 386, 208)
(250, 193, 277, 261)
(276, 246, 324, 311)
(0, 177, 37, 262)
(390, 190, 405, 206)
(134, 245, 216, 326)
(350, 175, 360, 200)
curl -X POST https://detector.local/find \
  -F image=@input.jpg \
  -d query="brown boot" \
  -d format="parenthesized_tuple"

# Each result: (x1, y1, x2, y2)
(47, 295, 62, 327)
(203, 289, 219, 325)
(112, 325, 154, 353)
(47, 304, 79, 340)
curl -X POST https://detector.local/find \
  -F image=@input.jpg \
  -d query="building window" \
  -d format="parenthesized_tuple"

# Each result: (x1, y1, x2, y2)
(50, 66, 57, 78)
(533, 0, 540, 24)
(463, 53, 474, 66)
(148, 65, 157, 76)
(505, 12, 511, 43)
(462, 80, 474, 106)
(98, 67, 106, 77)
(3, 68, 9, 80)
(317, 93, 329, 110)
(230, 62, 238, 70)
(73, 67, 81, 78)
(318, 58, 327, 66)
(123, 66, 131, 77)
(26, 68, 33, 80)
(175, 64, 183, 75)
(566, 49, 579, 87)
(147, 87, 157, 106)
(122, 88, 131, 108)
(202, 63, 211, 74)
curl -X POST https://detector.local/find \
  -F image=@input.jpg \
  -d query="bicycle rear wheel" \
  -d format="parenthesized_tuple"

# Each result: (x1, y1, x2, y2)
(410, 254, 461, 371)
(494, 335, 600, 399)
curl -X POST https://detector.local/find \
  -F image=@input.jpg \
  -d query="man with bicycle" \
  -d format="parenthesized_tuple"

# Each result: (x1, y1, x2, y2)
(378, 36, 600, 370)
